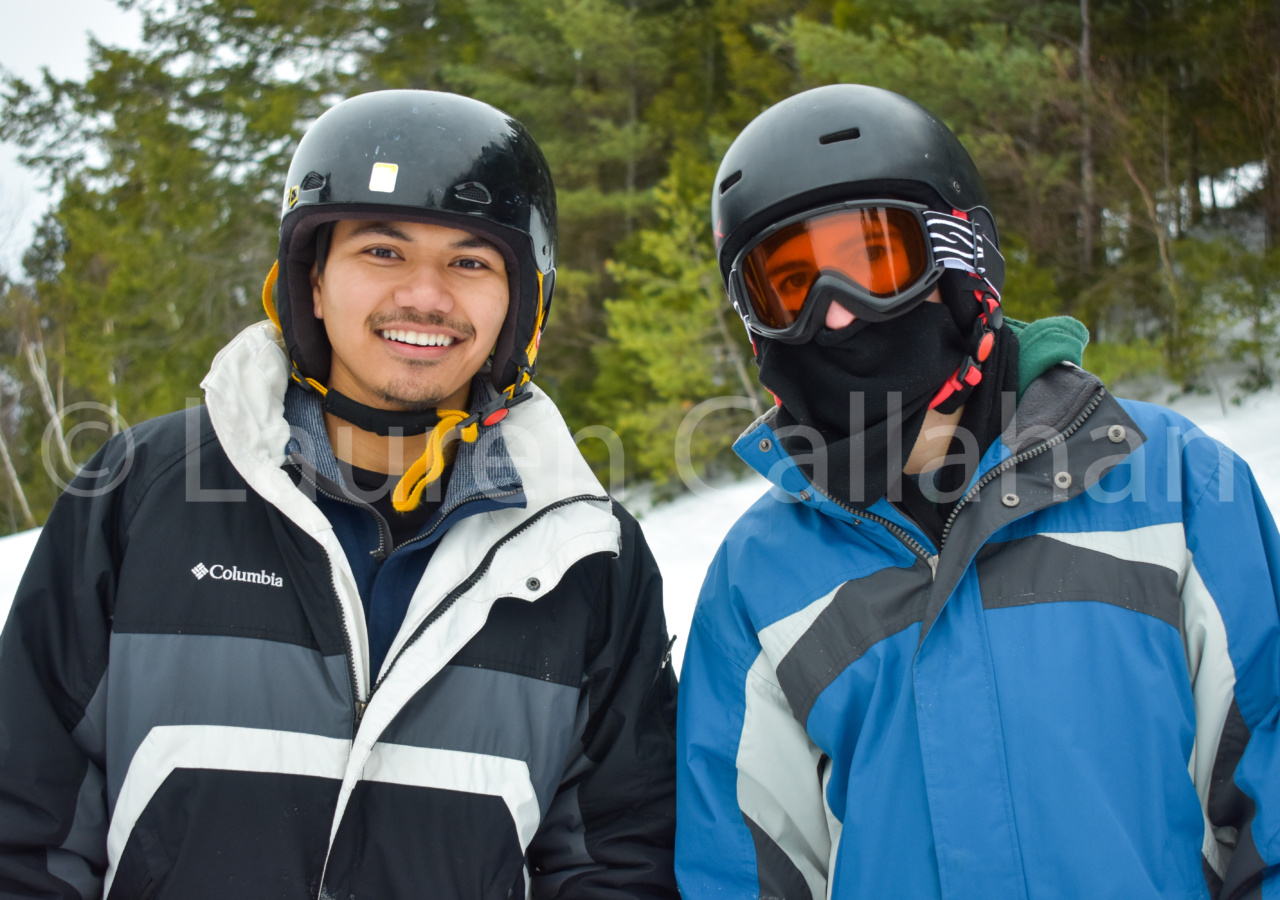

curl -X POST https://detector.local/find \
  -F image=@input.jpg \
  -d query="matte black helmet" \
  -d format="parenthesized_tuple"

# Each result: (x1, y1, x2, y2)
(273, 89, 556, 395)
(712, 84, 1003, 345)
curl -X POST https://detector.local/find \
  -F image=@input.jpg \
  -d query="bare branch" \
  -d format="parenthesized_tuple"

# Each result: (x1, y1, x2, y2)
(0, 425, 35, 529)
(21, 333, 73, 471)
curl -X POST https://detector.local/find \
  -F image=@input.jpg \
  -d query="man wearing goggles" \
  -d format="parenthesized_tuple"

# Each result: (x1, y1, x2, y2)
(677, 84, 1280, 900)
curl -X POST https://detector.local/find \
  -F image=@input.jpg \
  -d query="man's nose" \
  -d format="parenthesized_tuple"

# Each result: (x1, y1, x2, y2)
(392, 263, 455, 310)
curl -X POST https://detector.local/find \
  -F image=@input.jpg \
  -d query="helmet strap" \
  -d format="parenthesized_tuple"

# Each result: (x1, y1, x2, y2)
(929, 275, 1004, 414)
(321, 388, 444, 437)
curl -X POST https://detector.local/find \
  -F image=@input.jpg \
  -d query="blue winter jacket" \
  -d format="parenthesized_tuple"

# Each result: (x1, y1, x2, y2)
(676, 364, 1280, 900)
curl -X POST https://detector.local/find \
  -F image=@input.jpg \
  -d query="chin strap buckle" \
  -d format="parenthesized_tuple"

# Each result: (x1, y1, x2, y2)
(930, 355, 981, 411)
(460, 385, 534, 434)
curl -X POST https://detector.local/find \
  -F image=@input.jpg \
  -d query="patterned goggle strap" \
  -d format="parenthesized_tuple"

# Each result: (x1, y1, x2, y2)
(924, 210, 1003, 299)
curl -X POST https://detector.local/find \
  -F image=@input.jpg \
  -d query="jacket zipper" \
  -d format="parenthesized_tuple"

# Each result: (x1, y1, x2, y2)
(807, 385, 1107, 578)
(937, 386, 1106, 549)
(367, 493, 608, 699)
(293, 461, 391, 558)
(813, 485, 937, 569)
(388, 487, 523, 555)
(292, 460, 526, 725)
(292, 462, 370, 724)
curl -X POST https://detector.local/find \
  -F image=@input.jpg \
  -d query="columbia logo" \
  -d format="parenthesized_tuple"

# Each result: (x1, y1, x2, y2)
(190, 561, 283, 588)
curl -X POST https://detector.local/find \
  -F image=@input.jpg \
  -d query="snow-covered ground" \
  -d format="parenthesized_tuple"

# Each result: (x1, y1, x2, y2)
(0, 528, 41, 628)
(0, 385, 1276, 673)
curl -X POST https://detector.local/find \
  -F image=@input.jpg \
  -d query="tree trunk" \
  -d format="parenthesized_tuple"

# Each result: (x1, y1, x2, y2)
(702, 273, 763, 414)
(1124, 157, 1188, 370)
(1079, 0, 1096, 275)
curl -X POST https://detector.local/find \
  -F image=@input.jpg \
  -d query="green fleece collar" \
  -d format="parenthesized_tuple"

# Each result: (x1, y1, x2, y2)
(1007, 316, 1090, 397)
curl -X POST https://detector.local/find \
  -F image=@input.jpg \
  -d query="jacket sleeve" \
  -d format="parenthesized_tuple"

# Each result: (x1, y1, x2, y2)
(525, 503, 679, 900)
(1179, 439, 1280, 900)
(0, 438, 129, 899)
(675, 541, 832, 900)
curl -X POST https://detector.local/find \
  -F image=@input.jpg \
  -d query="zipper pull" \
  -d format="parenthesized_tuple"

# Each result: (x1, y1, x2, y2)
(355, 700, 368, 725)
(927, 555, 939, 579)
(660, 635, 677, 670)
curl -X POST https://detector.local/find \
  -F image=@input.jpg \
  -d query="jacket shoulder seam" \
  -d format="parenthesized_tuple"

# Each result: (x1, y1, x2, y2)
(121, 417, 223, 531)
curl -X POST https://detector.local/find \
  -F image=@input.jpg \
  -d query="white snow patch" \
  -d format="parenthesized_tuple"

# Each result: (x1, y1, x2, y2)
(631, 475, 771, 673)
(0, 528, 41, 628)
(0, 389, 1277, 675)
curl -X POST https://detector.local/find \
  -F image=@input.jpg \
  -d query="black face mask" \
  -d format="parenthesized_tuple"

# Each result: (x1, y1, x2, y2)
(757, 301, 969, 509)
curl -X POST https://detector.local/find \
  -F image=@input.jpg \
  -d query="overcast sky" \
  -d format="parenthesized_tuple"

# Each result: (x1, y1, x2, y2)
(0, 0, 141, 271)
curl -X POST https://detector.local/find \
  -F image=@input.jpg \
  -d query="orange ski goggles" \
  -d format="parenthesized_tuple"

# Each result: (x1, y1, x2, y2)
(730, 201, 945, 343)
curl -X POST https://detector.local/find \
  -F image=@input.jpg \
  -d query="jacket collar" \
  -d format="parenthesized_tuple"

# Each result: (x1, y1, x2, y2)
(735, 363, 1142, 531)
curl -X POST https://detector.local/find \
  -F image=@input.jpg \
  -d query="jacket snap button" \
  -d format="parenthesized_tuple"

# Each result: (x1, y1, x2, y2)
(799, 490, 811, 502)
(1053, 471, 1073, 489)
(1001, 493, 1020, 507)
(1107, 424, 1127, 443)
(526, 577, 540, 592)
(759, 438, 773, 453)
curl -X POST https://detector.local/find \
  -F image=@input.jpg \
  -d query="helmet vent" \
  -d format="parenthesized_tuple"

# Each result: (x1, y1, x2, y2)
(819, 127, 861, 145)
(454, 181, 492, 204)
(719, 170, 743, 194)
(300, 171, 327, 190)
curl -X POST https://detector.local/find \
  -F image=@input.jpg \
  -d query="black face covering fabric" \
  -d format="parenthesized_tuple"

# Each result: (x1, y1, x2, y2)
(758, 302, 969, 509)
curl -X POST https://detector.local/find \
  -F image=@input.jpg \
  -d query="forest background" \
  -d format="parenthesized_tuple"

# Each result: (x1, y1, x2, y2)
(0, 0, 1277, 533)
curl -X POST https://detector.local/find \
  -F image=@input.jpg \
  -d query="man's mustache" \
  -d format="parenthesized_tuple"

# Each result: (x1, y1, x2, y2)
(367, 310, 476, 338)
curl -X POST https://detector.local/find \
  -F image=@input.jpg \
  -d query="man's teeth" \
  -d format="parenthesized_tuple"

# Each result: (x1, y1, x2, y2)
(381, 329, 455, 347)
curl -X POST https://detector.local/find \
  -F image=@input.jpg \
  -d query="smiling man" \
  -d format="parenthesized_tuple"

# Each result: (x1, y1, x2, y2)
(0, 90, 679, 899)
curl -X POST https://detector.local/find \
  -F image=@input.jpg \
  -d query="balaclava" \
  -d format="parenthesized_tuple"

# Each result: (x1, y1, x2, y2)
(759, 270, 1018, 511)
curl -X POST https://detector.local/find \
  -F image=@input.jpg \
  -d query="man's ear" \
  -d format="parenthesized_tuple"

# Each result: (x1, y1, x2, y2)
(311, 261, 324, 319)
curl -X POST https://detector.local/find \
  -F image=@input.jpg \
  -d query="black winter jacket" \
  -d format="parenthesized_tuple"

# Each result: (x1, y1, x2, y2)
(0, 323, 679, 900)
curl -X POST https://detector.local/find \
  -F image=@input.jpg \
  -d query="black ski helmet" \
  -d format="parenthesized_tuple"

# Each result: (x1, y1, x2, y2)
(712, 83, 1003, 334)
(273, 89, 556, 395)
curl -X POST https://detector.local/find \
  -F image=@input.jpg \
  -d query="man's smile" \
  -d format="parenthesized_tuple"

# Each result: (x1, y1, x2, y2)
(379, 328, 457, 348)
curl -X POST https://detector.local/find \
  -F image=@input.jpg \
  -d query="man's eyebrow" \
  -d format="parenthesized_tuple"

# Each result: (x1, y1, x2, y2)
(766, 259, 813, 277)
(345, 222, 414, 242)
(451, 234, 501, 253)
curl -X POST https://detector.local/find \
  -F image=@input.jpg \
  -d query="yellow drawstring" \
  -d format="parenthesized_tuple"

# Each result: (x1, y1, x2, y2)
(264, 262, 329, 393)
(392, 410, 476, 512)
(263, 261, 282, 330)
(503, 270, 547, 399)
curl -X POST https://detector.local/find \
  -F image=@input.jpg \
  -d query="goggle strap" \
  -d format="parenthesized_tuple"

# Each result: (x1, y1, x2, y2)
(925, 209, 1003, 299)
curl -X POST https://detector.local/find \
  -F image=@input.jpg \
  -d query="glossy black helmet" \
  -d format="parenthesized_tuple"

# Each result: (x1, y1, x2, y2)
(712, 84, 1003, 343)
(274, 89, 556, 394)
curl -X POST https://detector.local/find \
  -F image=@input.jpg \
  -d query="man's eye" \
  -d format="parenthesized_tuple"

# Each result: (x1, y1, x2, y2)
(370, 247, 398, 259)
(455, 258, 488, 270)
(778, 271, 811, 293)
